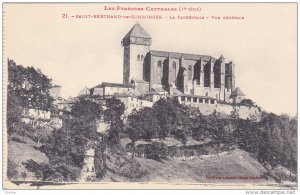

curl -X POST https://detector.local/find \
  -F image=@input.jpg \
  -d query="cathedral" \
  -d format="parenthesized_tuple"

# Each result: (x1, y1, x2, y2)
(122, 23, 236, 102)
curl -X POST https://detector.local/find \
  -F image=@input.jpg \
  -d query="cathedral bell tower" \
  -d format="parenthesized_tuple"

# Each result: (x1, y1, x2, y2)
(122, 23, 152, 85)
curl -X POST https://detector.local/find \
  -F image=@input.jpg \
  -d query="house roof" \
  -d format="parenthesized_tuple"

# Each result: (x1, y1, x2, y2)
(123, 23, 151, 39)
(93, 82, 133, 89)
(170, 88, 183, 95)
(150, 50, 215, 61)
(143, 91, 160, 95)
(151, 86, 167, 93)
(231, 87, 245, 96)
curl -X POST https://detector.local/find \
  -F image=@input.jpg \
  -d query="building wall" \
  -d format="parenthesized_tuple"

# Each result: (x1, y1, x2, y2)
(116, 96, 154, 115)
(124, 44, 150, 83)
(80, 148, 95, 181)
(189, 103, 261, 121)
(49, 87, 61, 98)
(104, 86, 133, 96)
(22, 108, 51, 120)
(150, 55, 167, 86)
(93, 88, 104, 96)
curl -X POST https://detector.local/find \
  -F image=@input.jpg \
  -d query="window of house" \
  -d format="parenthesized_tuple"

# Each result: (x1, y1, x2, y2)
(137, 55, 140, 61)
(187, 97, 191, 102)
(193, 98, 197, 103)
(181, 96, 185, 101)
(205, 99, 209, 104)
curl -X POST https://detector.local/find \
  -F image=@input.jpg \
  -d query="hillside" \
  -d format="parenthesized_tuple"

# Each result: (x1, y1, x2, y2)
(136, 149, 270, 183)
(7, 134, 49, 181)
(101, 149, 272, 183)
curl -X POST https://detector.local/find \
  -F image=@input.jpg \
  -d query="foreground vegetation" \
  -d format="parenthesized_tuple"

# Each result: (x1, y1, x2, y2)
(7, 60, 297, 183)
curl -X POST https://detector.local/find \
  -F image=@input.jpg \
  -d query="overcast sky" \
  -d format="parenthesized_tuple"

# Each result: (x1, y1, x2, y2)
(4, 3, 297, 115)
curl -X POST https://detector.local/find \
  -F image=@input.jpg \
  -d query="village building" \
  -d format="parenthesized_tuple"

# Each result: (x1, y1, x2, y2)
(49, 85, 62, 99)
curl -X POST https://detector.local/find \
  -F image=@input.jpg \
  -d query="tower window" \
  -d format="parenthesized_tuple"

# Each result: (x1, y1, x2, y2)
(172, 62, 176, 81)
(141, 55, 144, 61)
(156, 60, 162, 82)
(157, 60, 162, 68)
(188, 65, 192, 80)
(137, 55, 140, 61)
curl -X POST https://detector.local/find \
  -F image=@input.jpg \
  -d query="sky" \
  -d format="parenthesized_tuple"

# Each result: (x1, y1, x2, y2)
(4, 3, 297, 115)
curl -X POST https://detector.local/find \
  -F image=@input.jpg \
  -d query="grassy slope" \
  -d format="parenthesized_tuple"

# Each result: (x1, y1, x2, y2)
(6, 134, 276, 184)
(133, 149, 272, 183)
(8, 134, 49, 181)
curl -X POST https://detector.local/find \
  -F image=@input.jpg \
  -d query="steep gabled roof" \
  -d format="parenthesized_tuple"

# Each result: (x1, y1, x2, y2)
(231, 87, 245, 97)
(150, 50, 215, 61)
(123, 23, 151, 39)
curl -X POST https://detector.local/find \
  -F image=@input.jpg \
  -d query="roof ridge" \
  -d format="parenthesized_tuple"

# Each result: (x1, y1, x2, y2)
(123, 23, 151, 39)
(150, 50, 215, 60)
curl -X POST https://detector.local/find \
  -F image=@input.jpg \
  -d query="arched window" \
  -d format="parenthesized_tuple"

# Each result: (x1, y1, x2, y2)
(157, 60, 162, 68)
(188, 65, 192, 80)
(156, 60, 162, 82)
(141, 55, 144, 61)
(172, 62, 176, 81)
(137, 55, 140, 61)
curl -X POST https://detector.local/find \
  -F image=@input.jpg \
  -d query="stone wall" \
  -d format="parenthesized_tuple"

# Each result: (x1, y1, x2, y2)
(186, 102, 261, 121)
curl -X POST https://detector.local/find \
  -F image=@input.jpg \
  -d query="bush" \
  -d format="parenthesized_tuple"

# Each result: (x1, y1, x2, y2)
(23, 159, 80, 182)
(11, 137, 26, 144)
(171, 130, 187, 145)
(238, 99, 255, 107)
(144, 142, 167, 161)
(119, 159, 149, 181)
(7, 159, 20, 180)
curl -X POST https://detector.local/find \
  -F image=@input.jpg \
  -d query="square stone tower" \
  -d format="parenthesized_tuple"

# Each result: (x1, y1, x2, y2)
(122, 23, 152, 84)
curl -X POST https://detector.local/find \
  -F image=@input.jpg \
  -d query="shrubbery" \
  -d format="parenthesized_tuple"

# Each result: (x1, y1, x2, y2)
(126, 98, 297, 178)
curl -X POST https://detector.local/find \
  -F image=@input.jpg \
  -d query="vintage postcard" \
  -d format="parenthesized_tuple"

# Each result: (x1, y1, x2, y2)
(2, 2, 297, 190)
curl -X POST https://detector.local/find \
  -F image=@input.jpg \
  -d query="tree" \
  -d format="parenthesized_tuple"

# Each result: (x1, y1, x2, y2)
(8, 59, 53, 110)
(152, 98, 200, 139)
(127, 107, 161, 143)
(104, 98, 125, 145)
(38, 98, 104, 181)
(7, 60, 54, 135)
(152, 98, 180, 138)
